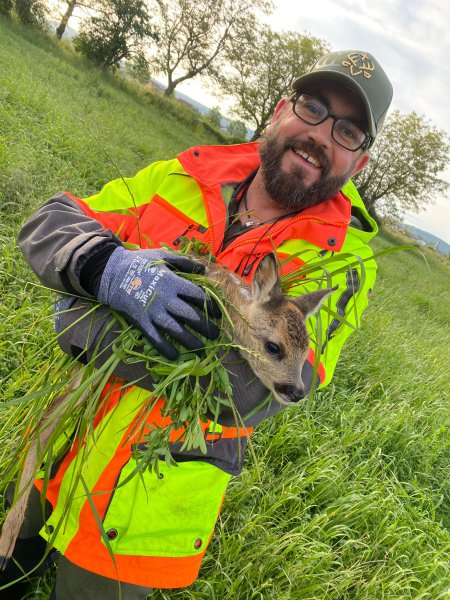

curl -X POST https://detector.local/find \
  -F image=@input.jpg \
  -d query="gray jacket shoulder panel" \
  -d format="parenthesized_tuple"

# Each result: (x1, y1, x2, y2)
(18, 193, 122, 296)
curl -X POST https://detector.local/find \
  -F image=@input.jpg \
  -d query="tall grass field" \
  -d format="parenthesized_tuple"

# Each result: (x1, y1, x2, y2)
(1, 16, 450, 600)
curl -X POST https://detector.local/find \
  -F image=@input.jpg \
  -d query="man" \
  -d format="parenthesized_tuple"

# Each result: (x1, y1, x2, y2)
(4, 50, 392, 599)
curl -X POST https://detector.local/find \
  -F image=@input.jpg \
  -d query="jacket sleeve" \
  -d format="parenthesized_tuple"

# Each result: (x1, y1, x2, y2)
(18, 193, 123, 296)
(18, 159, 173, 296)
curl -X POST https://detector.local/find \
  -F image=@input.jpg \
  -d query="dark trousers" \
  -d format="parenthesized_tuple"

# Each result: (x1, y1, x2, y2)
(0, 486, 153, 599)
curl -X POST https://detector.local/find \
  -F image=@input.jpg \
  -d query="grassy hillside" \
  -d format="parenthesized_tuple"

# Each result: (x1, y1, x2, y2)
(1, 17, 450, 599)
(0, 16, 225, 224)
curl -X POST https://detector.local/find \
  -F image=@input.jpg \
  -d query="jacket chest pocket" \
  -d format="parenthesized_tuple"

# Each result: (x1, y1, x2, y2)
(128, 195, 208, 250)
(102, 458, 230, 557)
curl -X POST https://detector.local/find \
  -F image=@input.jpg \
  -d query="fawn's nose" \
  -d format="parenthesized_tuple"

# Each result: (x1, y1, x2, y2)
(274, 383, 305, 403)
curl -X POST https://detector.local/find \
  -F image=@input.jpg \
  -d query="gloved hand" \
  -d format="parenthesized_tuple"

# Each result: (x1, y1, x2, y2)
(97, 246, 220, 359)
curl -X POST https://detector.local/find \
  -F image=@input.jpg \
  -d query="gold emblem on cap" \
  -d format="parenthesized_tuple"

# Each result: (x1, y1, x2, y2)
(342, 52, 375, 79)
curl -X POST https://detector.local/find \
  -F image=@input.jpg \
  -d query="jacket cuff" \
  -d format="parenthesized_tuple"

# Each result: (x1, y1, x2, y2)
(79, 242, 119, 296)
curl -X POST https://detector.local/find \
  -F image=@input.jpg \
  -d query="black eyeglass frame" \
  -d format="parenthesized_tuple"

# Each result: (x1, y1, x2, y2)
(291, 91, 373, 152)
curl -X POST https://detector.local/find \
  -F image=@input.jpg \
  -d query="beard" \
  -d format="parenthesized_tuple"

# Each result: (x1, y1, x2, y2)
(259, 131, 353, 211)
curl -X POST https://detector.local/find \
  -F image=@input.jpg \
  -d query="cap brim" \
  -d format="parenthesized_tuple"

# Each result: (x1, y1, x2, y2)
(292, 70, 376, 139)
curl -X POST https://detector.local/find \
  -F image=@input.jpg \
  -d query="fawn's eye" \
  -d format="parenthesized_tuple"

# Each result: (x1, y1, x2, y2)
(265, 341, 281, 356)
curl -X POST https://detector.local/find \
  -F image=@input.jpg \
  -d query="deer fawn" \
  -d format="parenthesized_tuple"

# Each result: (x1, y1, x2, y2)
(204, 252, 336, 405)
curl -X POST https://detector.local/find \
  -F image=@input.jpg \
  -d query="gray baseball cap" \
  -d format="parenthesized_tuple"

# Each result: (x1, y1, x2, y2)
(292, 50, 393, 143)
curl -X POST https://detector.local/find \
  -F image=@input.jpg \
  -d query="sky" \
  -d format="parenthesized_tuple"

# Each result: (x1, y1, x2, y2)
(178, 0, 450, 243)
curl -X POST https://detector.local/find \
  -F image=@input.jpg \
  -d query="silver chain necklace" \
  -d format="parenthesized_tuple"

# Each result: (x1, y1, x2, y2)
(242, 189, 263, 227)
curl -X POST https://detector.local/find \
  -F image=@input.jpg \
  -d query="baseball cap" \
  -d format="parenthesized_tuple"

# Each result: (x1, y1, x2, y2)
(292, 50, 393, 143)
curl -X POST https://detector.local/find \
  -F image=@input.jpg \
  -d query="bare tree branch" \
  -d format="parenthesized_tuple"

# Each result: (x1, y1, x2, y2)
(150, 0, 272, 97)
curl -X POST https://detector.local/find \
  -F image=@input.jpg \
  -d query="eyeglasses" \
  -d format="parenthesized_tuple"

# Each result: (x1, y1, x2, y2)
(292, 92, 372, 152)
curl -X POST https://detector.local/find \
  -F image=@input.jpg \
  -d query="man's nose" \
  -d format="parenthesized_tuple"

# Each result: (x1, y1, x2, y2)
(305, 117, 333, 148)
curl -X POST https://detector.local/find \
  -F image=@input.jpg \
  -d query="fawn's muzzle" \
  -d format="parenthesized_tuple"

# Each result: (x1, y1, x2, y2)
(274, 383, 305, 403)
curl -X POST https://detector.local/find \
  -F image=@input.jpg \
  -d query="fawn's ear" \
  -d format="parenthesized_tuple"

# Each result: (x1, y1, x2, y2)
(294, 286, 338, 320)
(251, 253, 282, 305)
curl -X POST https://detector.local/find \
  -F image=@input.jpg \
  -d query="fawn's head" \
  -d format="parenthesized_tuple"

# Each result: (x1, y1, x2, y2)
(238, 253, 335, 405)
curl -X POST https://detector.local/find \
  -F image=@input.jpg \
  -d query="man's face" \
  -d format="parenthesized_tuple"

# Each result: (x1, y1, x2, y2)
(259, 84, 369, 210)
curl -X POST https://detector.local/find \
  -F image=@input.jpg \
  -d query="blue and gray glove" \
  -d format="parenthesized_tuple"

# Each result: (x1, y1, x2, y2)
(97, 246, 220, 360)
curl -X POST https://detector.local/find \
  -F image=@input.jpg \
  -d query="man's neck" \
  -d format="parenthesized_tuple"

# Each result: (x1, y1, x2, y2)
(243, 171, 296, 225)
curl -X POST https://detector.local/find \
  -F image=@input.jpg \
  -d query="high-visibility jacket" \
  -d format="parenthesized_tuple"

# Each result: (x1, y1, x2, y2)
(26, 142, 378, 588)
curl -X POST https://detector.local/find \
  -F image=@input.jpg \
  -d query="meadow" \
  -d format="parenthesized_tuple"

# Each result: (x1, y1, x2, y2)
(1, 16, 450, 599)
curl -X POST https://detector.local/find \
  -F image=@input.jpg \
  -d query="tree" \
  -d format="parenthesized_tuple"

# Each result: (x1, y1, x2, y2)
(227, 119, 247, 140)
(204, 106, 223, 129)
(15, 0, 48, 28)
(55, 1, 105, 41)
(125, 50, 151, 84)
(213, 25, 328, 141)
(56, 0, 78, 39)
(353, 111, 450, 220)
(151, 0, 272, 97)
(0, 0, 13, 16)
(74, 0, 155, 70)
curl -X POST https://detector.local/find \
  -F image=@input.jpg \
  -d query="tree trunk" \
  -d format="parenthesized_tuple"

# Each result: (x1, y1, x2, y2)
(56, 0, 77, 40)
(250, 127, 262, 142)
(164, 81, 176, 97)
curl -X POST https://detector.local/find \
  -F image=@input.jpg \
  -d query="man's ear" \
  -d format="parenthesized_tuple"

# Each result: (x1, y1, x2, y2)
(351, 152, 370, 176)
(271, 98, 289, 124)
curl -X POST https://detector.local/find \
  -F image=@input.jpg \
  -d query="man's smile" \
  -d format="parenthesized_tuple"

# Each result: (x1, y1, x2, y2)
(292, 148, 322, 169)
(259, 133, 352, 211)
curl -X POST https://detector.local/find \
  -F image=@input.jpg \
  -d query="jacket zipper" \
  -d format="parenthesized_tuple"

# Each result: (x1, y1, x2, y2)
(152, 195, 209, 247)
(173, 223, 208, 246)
(102, 469, 125, 523)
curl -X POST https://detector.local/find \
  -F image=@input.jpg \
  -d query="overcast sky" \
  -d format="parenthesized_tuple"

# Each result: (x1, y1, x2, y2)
(180, 0, 450, 242)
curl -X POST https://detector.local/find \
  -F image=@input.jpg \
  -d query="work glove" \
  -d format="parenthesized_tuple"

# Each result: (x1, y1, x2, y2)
(97, 246, 220, 360)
